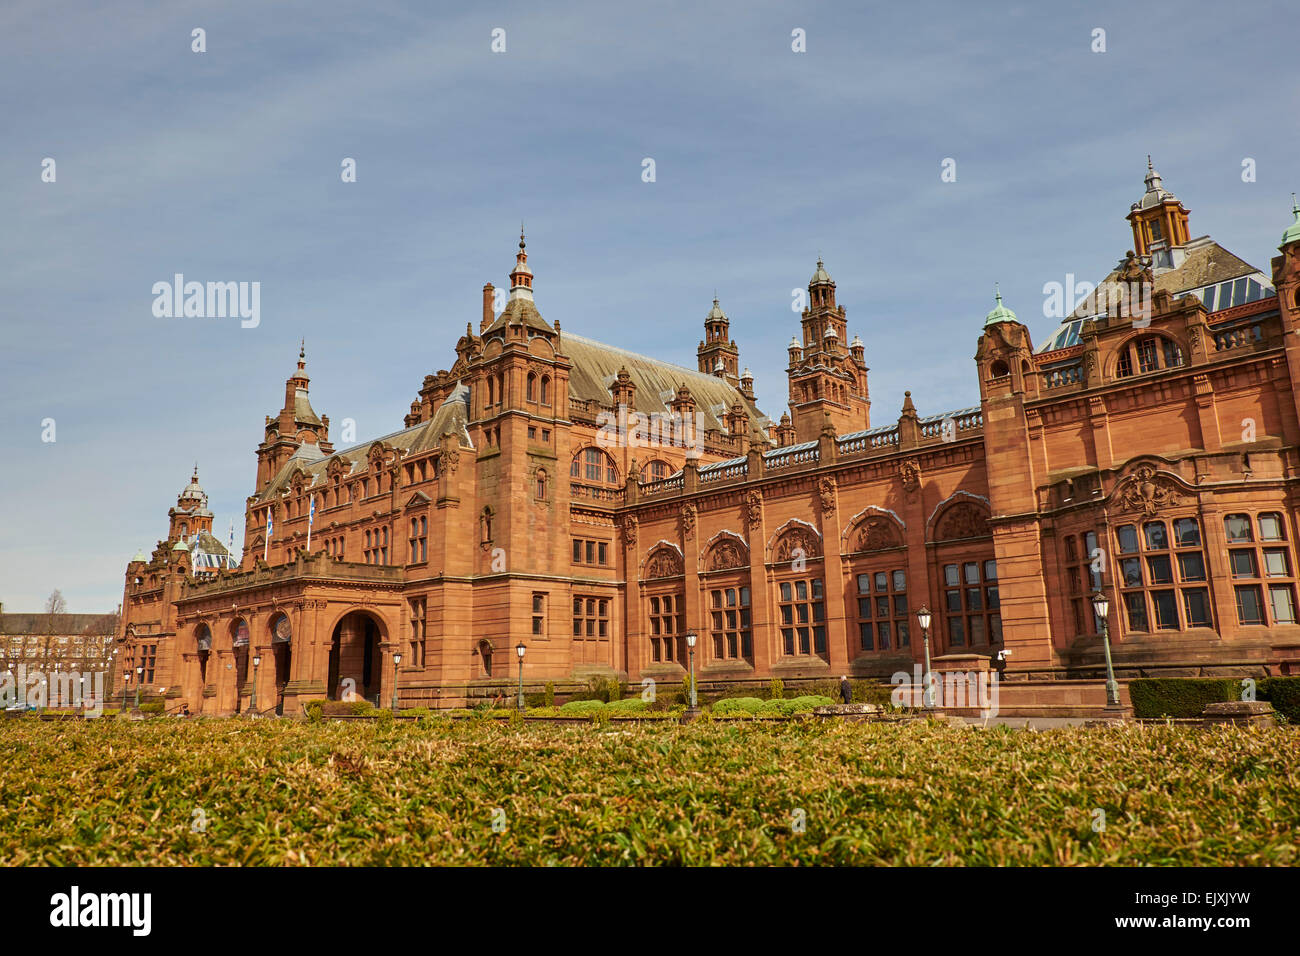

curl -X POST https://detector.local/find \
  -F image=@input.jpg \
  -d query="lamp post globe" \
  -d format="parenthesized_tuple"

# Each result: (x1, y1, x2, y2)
(250, 655, 261, 715)
(515, 643, 526, 711)
(1092, 591, 1121, 708)
(916, 605, 935, 709)
(391, 652, 403, 713)
(684, 632, 698, 712)
(134, 666, 143, 710)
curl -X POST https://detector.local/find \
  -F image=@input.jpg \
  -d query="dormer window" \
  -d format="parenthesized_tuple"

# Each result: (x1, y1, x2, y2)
(1115, 335, 1184, 379)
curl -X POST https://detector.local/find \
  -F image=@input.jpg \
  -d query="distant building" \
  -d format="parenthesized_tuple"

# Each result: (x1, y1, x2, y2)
(1, 611, 119, 679)
(117, 166, 1300, 714)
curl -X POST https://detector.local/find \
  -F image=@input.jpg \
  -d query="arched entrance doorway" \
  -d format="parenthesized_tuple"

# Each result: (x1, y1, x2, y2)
(270, 613, 293, 716)
(328, 611, 382, 703)
(195, 624, 212, 687)
(231, 618, 251, 713)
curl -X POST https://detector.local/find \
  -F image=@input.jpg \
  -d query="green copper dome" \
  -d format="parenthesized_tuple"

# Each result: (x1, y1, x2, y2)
(1281, 194, 1300, 249)
(983, 285, 1018, 326)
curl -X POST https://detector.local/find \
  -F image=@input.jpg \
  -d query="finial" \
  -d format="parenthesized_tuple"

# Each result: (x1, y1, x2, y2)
(519, 222, 526, 250)
(1147, 154, 1153, 173)
(193, 462, 198, 479)
(1292, 192, 1299, 217)
(994, 282, 1002, 304)
(299, 338, 305, 360)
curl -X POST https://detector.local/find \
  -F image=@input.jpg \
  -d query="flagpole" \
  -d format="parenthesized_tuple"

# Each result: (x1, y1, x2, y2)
(307, 498, 314, 553)
(264, 509, 272, 563)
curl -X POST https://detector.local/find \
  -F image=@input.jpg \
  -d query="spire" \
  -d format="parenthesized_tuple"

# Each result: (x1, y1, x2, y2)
(1134, 155, 1176, 210)
(984, 283, 1019, 327)
(509, 225, 534, 301)
(1281, 192, 1300, 249)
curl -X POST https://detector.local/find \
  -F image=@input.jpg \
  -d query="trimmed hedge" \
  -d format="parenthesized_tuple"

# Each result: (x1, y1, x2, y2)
(1260, 677, 1300, 723)
(1128, 679, 1239, 718)
(712, 697, 765, 715)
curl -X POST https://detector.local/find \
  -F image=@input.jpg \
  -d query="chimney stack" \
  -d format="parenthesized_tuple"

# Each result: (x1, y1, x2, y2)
(481, 283, 495, 331)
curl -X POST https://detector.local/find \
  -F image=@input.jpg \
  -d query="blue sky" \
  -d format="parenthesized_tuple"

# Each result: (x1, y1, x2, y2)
(2, 0, 1297, 612)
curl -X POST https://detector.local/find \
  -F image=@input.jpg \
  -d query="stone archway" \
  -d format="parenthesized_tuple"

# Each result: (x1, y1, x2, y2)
(229, 618, 251, 713)
(268, 612, 293, 715)
(328, 610, 384, 703)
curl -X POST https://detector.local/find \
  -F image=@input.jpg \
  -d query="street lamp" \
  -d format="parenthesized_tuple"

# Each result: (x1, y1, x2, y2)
(134, 666, 143, 710)
(515, 643, 526, 710)
(1091, 591, 1121, 708)
(684, 632, 699, 713)
(391, 652, 402, 713)
(916, 605, 935, 708)
(121, 670, 129, 712)
(250, 654, 261, 714)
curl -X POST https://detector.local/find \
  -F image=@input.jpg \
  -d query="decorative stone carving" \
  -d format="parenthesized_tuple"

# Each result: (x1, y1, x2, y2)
(705, 536, 749, 571)
(645, 546, 683, 579)
(442, 444, 460, 475)
(773, 526, 821, 562)
(936, 503, 991, 540)
(855, 515, 903, 552)
(1114, 464, 1181, 517)
(621, 515, 638, 547)
(744, 490, 762, 528)
(898, 459, 921, 494)
(817, 476, 836, 514)
(680, 503, 697, 537)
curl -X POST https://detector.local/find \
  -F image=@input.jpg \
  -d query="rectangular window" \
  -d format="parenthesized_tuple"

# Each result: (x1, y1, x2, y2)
(598, 542, 608, 566)
(1151, 590, 1179, 630)
(649, 594, 680, 662)
(1258, 513, 1284, 541)
(778, 578, 825, 657)
(1182, 588, 1211, 627)
(1263, 548, 1291, 577)
(1224, 514, 1253, 543)
(854, 567, 907, 652)
(1177, 552, 1206, 582)
(1124, 592, 1149, 632)
(1235, 585, 1265, 625)
(1230, 550, 1258, 578)
(1269, 585, 1296, 625)
(709, 587, 752, 661)
(532, 593, 546, 636)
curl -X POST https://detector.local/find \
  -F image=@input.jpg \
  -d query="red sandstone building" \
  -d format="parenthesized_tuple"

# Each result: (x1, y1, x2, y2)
(117, 165, 1300, 714)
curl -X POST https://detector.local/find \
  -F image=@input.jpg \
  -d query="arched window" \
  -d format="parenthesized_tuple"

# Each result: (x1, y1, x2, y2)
(481, 507, 494, 545)
(1115, 335, 1184, 378)
(540, 375, 551, 405)
(643, 459, 671, 482)
(571, 447, 618, 484)
(535, 469, 548, 501)
(526, 373, 537, 402)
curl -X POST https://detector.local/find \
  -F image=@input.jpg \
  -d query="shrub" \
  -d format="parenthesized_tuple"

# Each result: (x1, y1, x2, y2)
(755, 699, 788, 717)
(375, 709, 395, 728)
(321, 700, 379, 717)
(544, 681, 556, 707)
(525, 706, 561, 717)
(768, 677, 785, 700)
(1260, 677, 1300, 723)
(558, 700, 606, 717)
(1128, 679, 1239, 718)
(305, 701, 324, 723)
(712, 697, 764, 715)
(787, 695, 835, 714)
(606, 698, 649, 715)
(138, 702, 164, 716)
(404, 707, 430, 718)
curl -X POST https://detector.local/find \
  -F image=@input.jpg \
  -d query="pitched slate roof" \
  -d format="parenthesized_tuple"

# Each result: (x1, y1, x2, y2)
(559, 331, 771, 441)
(253, 385, 472, 503)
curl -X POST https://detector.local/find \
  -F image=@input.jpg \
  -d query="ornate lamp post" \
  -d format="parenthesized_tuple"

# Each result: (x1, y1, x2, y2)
(121, 670, 129, 712)
(1091, 591, 1122, 709)
(134, 666, 143, 710)
(916, 605, 935, 708)
(250, 654, 261, 714)
(515, 643, 526, 710)
(684, 632, 699, 714)
(391, 652, 402, 713)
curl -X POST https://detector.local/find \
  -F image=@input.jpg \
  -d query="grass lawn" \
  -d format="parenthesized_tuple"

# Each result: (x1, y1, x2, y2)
(2, 718, 1296, 865)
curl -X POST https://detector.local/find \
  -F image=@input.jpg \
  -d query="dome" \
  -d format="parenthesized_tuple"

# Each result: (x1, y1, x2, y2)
(178, 465, 206, 502)
(1133, 157, 1179, 212)
(1281, 194, 1300, 249)
(824, 325, 838, 339)
(809, 258, 833, 285)
(706, 297, 727, 321)
(788, 336, 801, 349)
(171, 539, 190, 552)
(984, 287, 1018, 327)
(132, 548, 146, 562)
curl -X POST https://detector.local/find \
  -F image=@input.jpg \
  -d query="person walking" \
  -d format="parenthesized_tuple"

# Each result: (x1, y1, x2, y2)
(994, 645, 1008, 681)
(839, 675, 853, 704)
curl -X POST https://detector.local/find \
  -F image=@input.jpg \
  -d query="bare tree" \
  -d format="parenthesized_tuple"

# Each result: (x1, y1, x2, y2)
(42, 589, 68, 664)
